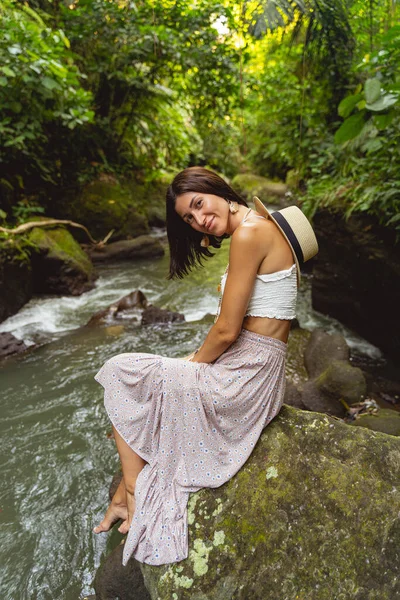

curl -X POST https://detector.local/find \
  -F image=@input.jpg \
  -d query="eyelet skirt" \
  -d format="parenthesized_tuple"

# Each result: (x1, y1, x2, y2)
(94, 328, 287, 566)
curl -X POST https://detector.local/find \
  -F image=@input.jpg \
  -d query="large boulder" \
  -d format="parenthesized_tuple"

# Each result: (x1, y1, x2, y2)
(63, 176, 149, 241)
(140, 406, 400, 599)
(304, 328, 350, 379)
(311, 208, 400, 363)
(87, 236, 164, 263)
(137, 170, 179, 227)
(231, 173, 290, 207)
(301, 360, 366, 417)
(28, 226, 95, 295)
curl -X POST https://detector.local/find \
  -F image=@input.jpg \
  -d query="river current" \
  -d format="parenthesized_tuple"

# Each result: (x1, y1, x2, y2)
(0, 237, 382, 599)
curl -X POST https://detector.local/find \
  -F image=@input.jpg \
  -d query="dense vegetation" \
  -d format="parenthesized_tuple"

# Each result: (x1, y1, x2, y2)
(0, 0, 399, 233)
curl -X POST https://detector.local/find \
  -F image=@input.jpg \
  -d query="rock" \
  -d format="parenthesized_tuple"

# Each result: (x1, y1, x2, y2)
(301, 379, 346, 417)
(349, 408, 400, 437)
(93, 470, 151, 600)
(0, 332, 29, 358)
(311, 208, 400, 363)
(141, 305, 185, 326)
(317, 360, 366, 403)
(28, 226, 95, 295)
(304, 328, 350, 379)
(87, 291, 148, 326)
(139, 171, 179, 227)
(140, 406, 400, 600)
(94, 543, 151, 600)
(87, 236, 164, 263)
(283, 380, 306, 409)
(62, 176, 149, 241)
(231, 173, 290, 207)
(301, 359, 366, 417)
(285, 327, 311, 387)
(0, 240, 33, 322)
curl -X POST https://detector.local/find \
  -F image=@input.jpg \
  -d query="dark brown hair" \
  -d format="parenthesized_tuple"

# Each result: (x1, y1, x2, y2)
(166, 166, 247, 279)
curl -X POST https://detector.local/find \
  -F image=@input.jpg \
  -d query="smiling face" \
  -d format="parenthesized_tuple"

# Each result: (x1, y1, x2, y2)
(174, 192, 230, 237)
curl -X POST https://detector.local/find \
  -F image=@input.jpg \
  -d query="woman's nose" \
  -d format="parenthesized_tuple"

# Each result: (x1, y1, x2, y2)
(193, 211, 204, 227)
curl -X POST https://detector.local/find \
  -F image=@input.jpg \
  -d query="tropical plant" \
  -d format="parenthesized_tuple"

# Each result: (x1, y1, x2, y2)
(0, 0, 93, 201)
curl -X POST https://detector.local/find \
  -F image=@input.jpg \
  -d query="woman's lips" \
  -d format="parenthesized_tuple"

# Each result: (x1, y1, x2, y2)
(206, 217, 214, 231)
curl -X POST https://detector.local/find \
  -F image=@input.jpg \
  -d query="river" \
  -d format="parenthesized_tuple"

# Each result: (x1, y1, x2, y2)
(0, 236, 382, 600)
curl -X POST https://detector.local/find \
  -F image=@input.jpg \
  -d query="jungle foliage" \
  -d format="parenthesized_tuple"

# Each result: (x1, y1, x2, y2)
(0, 0, 399, 233)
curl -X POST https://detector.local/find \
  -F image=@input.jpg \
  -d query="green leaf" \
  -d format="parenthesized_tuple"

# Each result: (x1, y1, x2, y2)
(41, 77, 60, 91)
(373, 112, 395, 129)
(334, 111, 366, 144)
(362, 138, 382, 154)
(366, 94, 398, 112)
(9, 102, 22, 114)
(0, 77, 7, 86)
(1, 66, 16, 78)
(57, 29, 71, 49)
(364, 78, 381, 104)
(0, 209, 7, 220)
(387, 213, 400, 226)
(338, 94, 362, 118)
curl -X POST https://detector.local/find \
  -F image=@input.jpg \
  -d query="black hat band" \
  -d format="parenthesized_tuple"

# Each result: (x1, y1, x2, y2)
(271, 211, 305, 267)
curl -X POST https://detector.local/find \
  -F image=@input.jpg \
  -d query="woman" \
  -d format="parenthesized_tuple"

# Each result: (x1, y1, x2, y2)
(93, 166, 318, 566)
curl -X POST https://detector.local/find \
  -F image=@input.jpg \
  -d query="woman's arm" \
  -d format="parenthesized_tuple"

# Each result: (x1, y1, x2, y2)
(190, 223, 270, 364)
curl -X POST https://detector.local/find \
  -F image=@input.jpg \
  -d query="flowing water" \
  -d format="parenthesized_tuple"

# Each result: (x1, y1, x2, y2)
(0, 236, 383, 600)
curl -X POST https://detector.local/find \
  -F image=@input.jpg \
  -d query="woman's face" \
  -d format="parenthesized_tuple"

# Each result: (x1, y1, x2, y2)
(174, 192, 230, 237)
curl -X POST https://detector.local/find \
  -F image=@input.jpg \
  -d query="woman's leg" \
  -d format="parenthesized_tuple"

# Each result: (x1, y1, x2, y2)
(112, 425, 147, 533)
(93, 426, 147, 535)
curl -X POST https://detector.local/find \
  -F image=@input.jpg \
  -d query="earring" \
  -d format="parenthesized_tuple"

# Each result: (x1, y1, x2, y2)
(200, 235, 210, 248)
(228, 200, 239, 214)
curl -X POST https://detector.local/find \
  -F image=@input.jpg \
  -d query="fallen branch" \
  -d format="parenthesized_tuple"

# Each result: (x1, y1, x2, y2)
(0, 219, 114, 247)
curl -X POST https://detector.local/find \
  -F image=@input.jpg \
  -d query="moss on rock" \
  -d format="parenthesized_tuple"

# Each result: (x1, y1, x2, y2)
(28, 226, 95, 295)
(68, 177, 149, 241)
(141, 406, 400, 600)
(231, 173, 288, 206)
(135, 170, 179, 227)
(350, 408, 400, 437)
(286, 326, 311, 386)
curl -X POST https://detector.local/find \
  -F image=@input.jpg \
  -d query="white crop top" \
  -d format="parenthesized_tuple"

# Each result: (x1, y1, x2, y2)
(215, 211, 298, 320)
(217, 263, 297, 320)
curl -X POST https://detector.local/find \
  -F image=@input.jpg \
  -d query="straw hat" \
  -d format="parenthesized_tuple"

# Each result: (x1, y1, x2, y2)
(253, 197, 318, 286)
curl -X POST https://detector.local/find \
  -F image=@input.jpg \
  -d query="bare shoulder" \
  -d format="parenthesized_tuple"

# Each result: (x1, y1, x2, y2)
(231, 217, 275, 251)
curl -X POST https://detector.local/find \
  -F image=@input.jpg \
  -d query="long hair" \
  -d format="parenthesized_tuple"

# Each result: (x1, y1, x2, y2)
(166, 167, 247, 279)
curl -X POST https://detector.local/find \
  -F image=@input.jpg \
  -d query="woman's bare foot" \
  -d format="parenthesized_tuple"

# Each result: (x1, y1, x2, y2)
(118, 487, 135, 534)
(93, 500, 128, 533)
(93, 478, 129, 534)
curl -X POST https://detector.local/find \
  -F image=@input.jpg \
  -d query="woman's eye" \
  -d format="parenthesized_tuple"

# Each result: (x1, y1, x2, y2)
(186, 215, 193, 223)
(196, 198, 203, 207)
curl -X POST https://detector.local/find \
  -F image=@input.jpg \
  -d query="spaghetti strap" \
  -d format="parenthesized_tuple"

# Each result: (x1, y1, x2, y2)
(241, 210, 267, 223)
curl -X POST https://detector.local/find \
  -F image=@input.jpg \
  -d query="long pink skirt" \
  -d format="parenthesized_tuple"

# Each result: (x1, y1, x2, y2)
(94, 328, 287, 566)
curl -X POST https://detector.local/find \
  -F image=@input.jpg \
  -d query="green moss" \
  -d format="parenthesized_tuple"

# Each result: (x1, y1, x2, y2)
(67, 177, 149, 240)
(28, 226, 93, 276)
(286, 327, 311, 385)
(349, 408, 400, 437)
(141, 406, 400, 599)
(231, 173, 288, 203)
